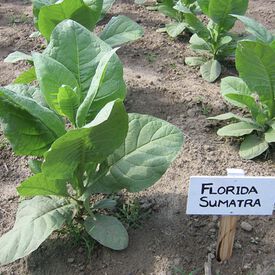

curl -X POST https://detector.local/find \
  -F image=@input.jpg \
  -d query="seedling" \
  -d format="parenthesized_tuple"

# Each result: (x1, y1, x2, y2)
(0, 20, 184, 266)
(156, 0, 200, 38)
(184, 0, 248, 82)
(209, 40, 275, 159)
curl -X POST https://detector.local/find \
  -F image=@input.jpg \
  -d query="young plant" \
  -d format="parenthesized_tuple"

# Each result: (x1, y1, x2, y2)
(0, 20, 184, 266)
(184, 0, 248, 82)
(209, 40, 275, 159)
(156, 0, 200, 38)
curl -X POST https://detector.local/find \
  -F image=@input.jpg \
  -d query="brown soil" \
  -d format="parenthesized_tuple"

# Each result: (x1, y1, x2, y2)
(0, 0, 275, 274)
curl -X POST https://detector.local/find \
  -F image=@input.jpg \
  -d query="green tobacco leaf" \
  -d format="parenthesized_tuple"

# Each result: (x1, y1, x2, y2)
(225, 93, 259, 119)
(239, 134, 269, 159)
(158, 0, 180, 21)
(232, 15, 274, 44)
(85, 214, 128, 250)
(101, 0, 116, 16)
(14, 67, 36, 84)
(208, 112, 253, 123)
(0, 87, 65, 156)
(236, 41, 275, 111)
(4, 51, 33, 63)
(57, 85, 80, 125)
(185, 56, 206, 66)
(200, 60, 221, 83)
(198, 0, 248, 30)
(217, 122, 260, 137)
(264, 128, 275, 143)
(17, 173, 68, 197)
(28, 159, 42, 174)
(221, 76, 251, 107)
(190, 34, 210, 51)
(0, 196, 75, 265)
(45, 20, 126, 117)
(100, 15, 144, 47)
(165, 22, 187, 38)
(38, 0, 103, 41)
(89, 113, 183, 193)
(76, 48, 118, 127)
(174, 1, 192, 13)
(42, 100, 128, 180)
(33, 52, 80, 114)
(92, 199, 117, 209)
(184, 13, 209, 40)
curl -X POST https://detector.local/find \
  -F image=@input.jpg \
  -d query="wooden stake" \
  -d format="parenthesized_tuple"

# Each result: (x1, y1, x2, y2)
(216, 216, 238, 261)
(216, 169, 244, 262)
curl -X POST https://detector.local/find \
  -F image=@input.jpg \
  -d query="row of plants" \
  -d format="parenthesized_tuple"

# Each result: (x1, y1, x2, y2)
(151, 0, 275, 158)
(0, 0, 184, 266)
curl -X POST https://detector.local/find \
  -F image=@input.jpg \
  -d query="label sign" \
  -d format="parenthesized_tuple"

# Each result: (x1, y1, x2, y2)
(187, 176, 275, 215)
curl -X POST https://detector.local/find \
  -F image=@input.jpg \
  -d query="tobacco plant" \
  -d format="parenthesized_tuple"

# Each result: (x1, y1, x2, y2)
(0, 20, 184, 265)
(184, 0, 248, 82)
(5, 0, 143, 69)
(156, 0, 200, 38)
(209, 40, 275, 159)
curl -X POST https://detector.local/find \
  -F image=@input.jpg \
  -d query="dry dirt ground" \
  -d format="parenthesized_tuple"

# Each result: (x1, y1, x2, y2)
(0, 0, 275, 274)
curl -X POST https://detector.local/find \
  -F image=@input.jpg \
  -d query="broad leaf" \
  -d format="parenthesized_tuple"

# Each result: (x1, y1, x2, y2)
(264, 128, 275, 143)
(232, 15, 274, 44)
(0, 196, 75, 265)
(165, 22, 187, 38)
(185, 56, 206, 66)
(57, 85, 80, 124)
(221, 76, 251, 107)
(85, 214, 128, 250)
(0, 87, 65, 156)
(42, 100, 128, 180)
(208, 112, 253, 123)
(101, 0, 116, 16)
(14, 67, 36, 84)
(4, 51, 33, 63)
(217, 122, 260, 137)
(17, 173, 68, 197)
(76, 48, 118, 127)
(100, 15, 144, 47)
(198, 0, 248, 30)
(236, 41, 275, 113)
(239, 134, 269, 159)
(88, 113, 183, 193)
(33, 52, 80, 114)
(200, 59, 221, 82)
(45, 20, 126, 117)
(28, 159, 42, 174)
(184, 13, 209, 40)
(158, 0, 180, 21)
(190, 34, 210, 51)
(92, 199, 117, 209)
(38, 0, 103, 41)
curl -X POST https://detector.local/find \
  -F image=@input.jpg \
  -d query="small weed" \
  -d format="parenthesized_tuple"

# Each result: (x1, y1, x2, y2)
(115, 198, 151, 229)
(145, 52, 158, 63)
(170, 63, 177, 69)
(8, 14, 30, 25)
(58, 222, 96, 259)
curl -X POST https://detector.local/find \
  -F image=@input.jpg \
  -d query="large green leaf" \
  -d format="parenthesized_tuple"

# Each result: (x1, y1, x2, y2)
(200, 59, 221, 83)
(185, 56, 206, 66)
(0, 196, 75, 265)
(236, 41, 275, 112)
(101, 0, 116, 16)
(198, 0, 248, 30)
(33, 52, 80, 114)
(165, 22, 188, 38)
(85, 214, 128, 250)
(100, 15, 144, 47)
(0, 87, 65, 156)
(14, 67, 36, 84)
(221, 76, 251, 108)
(88, 113, 183, 193)
(17, 173, 68, 197)
(217, 122, 260, 137)
(76, 48, 118, 127)
(57, 85, 80, 125)
(45, 20, 126, 117)
(4, 51, 33, 63)
(184, 13, 209, 40)
(38, 0, 103, 41)
(158, 0, 180, 21)
(264, 128, 275, 143)
(42, 100, 128, 180)
(208, 112, 253, 123)
(232, 15, 274, 44)
(239, 134, 269, 159)
(190, 34, 211, 52)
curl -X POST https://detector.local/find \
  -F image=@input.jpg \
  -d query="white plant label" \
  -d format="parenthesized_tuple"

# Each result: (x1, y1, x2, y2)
(187, 176, 275, 215)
